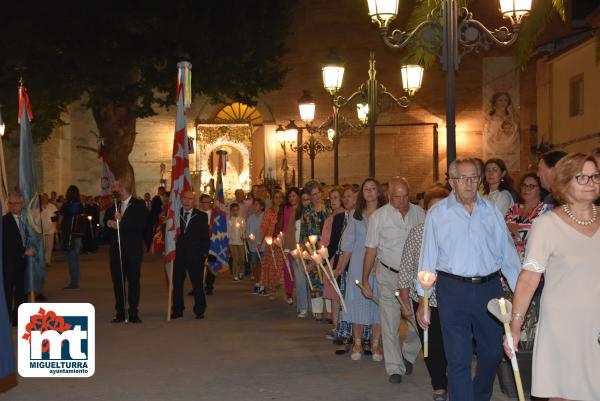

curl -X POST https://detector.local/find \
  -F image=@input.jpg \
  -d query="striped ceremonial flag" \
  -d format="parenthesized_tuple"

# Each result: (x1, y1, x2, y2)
(164, 62, 192, 283)
(18, 84, 45, 295)
(208, 152, 229, 273)
(97, 140, 116, 211)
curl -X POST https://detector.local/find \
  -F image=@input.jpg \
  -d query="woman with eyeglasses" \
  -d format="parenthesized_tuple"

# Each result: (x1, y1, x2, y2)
(504, 153, 600, 401)
(504, 172, 550, 261)
(482, 158, 515, 215)
(299, 180, 331, 321)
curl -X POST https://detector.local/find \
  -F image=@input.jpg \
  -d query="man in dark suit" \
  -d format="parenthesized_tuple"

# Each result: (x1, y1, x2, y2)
(104, 179, 147, 323)
(2, 193, 34, 326)
(171, 190, 210, 319)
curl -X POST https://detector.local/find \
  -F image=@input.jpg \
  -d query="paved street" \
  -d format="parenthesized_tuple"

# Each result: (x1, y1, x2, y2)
(1, 247, 513, 401)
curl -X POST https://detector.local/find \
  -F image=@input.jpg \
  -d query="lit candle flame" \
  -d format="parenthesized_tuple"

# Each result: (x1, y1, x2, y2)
(248, 233, 255, 241)
(308, 235, 318, 245)
(265, 236, 273, 246)
(317, 246, 329, 259)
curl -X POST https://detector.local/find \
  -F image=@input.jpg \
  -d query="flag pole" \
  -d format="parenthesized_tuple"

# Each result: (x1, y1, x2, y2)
(166, 260, 174, 321)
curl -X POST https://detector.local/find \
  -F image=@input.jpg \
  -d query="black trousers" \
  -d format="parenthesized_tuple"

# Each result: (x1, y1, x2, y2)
(413, 301, 448, 392)
(172, 255, 206, 316)
(3, 261, 25, 324)
(205, 268, 216, 291)
(110, 249, 141, 317)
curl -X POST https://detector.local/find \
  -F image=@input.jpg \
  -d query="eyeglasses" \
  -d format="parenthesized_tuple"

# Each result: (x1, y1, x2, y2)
(450, 175, 480, 184)
(520, 184, 539, 191)
(574, 173, 600, 185)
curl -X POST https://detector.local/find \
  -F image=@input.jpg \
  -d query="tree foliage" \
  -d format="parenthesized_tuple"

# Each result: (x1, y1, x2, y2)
(0, 0, 296, 142)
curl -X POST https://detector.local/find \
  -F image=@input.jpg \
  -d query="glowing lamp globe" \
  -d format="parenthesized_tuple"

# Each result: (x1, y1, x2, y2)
(499, 0, 532, 26)
(298, 90, 316, 123)
(356, 103, 369, 124)
(367, 0, 399, 29)
(322, 49, 345, 95)
(400, 64, 424, 96)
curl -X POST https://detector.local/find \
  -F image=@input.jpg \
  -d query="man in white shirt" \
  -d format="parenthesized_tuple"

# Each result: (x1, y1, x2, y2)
(362, 177, 425, 384)
(40, 193, 58, 266)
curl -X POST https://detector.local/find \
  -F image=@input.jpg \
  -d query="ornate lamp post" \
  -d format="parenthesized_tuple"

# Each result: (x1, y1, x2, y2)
(367, 0, 531, 169)
(280, 91, 334, 185)
(322, 50, 423, 180)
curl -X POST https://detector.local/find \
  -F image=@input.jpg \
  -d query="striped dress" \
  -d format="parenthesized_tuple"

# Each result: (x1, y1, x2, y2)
(340, 213, 380, 325)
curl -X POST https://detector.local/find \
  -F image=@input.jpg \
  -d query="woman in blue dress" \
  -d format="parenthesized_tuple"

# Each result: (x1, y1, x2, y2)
(335, 178, 386, 360)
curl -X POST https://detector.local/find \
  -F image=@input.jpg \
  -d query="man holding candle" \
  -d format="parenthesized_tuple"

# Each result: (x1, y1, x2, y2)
(361, 177, 425, 383)
(417, 158, 521, 401)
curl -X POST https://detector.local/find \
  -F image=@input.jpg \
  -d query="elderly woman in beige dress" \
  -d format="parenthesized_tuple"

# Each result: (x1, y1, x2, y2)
(504, 153, 600, 401)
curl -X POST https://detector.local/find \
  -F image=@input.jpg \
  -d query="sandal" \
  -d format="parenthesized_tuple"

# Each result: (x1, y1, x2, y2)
(371, 339, 383, 362)
(351, 338, 362, 361)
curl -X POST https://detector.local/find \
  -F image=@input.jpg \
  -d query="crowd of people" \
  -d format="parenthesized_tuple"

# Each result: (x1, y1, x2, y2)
(3, 148, 599, 401)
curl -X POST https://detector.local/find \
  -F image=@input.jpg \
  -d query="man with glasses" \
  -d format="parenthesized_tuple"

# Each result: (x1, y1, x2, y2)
(3, 193, 35, 326)
(362, 177, 425, 384)
(417, 158, 521, 401)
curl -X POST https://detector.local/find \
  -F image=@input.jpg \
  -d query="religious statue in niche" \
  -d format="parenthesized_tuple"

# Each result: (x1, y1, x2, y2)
(483, 91, 520, 171)
(159, 163, 167, 187)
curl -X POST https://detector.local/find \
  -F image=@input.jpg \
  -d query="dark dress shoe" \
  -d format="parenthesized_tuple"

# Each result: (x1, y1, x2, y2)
(35, 293, 48, 302)
(111, 316, 125, 323)
(388, 374, 403, 384)
(205, 289, 213, 296)
(170, 313, 183, 320)
(129, 315, 142, 323)
(403, 357, 414, 375)
(195, 314, 204, 319)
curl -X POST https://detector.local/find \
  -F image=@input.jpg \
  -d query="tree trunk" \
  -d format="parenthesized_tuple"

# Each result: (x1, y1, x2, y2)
(91, 102, 137, 194)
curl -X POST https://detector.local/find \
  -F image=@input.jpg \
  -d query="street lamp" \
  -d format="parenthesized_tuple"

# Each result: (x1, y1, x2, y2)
(368, 0, 530, 169)
(323, 49, 423, 180)
(279, 91, 334, 185)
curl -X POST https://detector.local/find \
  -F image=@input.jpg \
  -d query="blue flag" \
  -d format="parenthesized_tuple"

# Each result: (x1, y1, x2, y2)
(18, 86, 45, 294)
(208, 170, 229, 273)
(0, 202, 16, 378)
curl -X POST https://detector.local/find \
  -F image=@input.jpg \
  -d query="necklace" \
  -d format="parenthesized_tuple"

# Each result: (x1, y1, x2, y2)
(562, 204, 597, 226)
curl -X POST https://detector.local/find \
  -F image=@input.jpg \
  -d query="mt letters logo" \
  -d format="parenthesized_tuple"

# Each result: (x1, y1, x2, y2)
(18, 303, 95, 377)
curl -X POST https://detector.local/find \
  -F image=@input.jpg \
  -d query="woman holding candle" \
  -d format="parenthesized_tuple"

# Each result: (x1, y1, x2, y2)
(504, 172, 549, 261)
(483, 158, 515, 215)
(320, 186, 344, 336)
(282, 187, 302, 306)
(504, 153, 600, 401)
(399, 186, 449, 401)
(300, 181, 331, 321)
(257, 190, 286, 299)
(335, 178, 385, 360)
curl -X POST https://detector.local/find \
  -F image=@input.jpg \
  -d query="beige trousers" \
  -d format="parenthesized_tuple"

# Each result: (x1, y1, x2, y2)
(230, 244, 246, 278)
(44, 234, 55, 265)
(376, 260, 422, 376)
